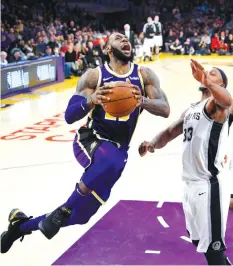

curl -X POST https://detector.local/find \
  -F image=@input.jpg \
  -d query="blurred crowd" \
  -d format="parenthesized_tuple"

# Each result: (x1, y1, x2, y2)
(1, 0, 233, 78)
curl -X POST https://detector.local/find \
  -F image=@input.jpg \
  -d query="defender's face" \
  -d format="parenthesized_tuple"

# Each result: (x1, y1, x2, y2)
(208, 68, 224, 87)
(110, 33, 132, 57)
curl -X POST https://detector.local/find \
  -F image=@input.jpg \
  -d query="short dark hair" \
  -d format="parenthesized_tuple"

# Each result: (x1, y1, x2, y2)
(215, 67, 228, 88)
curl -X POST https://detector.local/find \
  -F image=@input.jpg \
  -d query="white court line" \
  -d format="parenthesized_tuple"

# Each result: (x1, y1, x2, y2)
(157, 216, 169, 228)
(180, 236, 192, 243)
(145, 250, 161, 254)
(157, 201, 164, 208)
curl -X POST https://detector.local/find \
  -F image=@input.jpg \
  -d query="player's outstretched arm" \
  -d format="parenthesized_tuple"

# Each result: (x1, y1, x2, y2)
(140, 66, 170, 118)
(191, 59, 232, 109)
(65, 68, 112, 124)
(139, 110, 186, 157)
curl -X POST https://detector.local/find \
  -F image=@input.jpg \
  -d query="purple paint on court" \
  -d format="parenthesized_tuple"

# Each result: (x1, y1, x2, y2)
(53, 201, 233, 265)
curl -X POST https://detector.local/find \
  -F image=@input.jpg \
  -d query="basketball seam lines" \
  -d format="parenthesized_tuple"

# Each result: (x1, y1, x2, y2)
(104, 96, 135, 103)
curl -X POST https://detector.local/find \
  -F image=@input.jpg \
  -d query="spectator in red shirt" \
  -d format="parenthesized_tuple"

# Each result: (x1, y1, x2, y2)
(218, 40, 228, 55)
(60, 40, 69, 54)
(211, 33, 220, 52)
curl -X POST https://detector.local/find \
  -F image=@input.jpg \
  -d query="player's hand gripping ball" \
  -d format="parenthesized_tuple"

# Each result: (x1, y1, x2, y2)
(92, 79, 142, 117)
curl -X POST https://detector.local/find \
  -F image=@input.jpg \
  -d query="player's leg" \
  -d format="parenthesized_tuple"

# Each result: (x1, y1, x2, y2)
(1, 140, 127, 253)
(182, 182, 200, 245)
(194, 178, 230, 265)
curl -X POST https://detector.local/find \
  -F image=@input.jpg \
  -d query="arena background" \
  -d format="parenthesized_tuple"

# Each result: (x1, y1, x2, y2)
(0, 0, 233, 265)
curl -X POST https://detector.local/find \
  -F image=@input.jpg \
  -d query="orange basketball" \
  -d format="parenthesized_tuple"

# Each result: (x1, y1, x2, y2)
(103, 82, 138, 117)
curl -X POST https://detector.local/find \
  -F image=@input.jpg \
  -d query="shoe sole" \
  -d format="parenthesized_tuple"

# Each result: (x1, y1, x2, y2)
(1, 231, 12, 254)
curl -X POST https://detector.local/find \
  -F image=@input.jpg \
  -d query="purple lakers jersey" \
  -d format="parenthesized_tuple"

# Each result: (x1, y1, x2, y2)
(86, 63, 145, 149)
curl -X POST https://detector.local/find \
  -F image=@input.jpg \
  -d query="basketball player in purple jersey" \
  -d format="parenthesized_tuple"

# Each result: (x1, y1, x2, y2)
(1, 33, 170, 253)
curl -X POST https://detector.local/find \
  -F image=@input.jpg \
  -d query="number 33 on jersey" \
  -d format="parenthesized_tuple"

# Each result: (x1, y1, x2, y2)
(182, 99, 229, 181)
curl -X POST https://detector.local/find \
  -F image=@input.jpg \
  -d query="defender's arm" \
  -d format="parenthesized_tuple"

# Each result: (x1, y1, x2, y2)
(152, 112, 185, 149)
(139, 110, 186, 156)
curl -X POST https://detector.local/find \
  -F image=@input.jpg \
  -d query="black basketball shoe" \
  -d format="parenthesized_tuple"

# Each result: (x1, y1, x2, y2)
(1, 209, 32, 254)
(38, 207, 71, 240)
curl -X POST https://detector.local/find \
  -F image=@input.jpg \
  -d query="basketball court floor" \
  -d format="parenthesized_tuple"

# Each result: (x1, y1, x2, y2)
(0, 56, 233, 265)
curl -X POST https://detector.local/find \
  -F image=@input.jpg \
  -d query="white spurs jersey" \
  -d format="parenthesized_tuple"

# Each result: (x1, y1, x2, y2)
(182, 98, 229, 181)
(228, 114, 233, 171)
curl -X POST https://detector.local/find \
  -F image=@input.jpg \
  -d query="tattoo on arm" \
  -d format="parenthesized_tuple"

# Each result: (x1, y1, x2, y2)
(76, 68, 99, 97)
(141, 66, 170, 117)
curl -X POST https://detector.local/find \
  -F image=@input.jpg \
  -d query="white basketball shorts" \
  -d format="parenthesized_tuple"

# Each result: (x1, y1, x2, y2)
(182, 175, 230, 253)
(153, 35, 163, 47)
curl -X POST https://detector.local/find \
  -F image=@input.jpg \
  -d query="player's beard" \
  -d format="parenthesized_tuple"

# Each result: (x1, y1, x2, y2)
(111, 46, 133, 63)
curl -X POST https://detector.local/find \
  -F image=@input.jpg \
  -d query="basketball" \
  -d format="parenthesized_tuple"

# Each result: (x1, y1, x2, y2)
(103, 82, 139, 117)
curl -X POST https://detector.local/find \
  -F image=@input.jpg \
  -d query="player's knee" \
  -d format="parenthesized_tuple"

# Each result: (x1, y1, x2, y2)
(78, 216, 90, 225)
(78, 182, 91, 194)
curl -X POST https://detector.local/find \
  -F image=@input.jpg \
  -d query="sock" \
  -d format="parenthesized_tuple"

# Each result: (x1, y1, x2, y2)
(20, 184, 88, 233)
(20, 215, 46, 232)
(205, 251, 227, 265)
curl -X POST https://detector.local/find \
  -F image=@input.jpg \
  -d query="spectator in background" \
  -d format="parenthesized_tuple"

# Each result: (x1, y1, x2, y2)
(44, 46, 53, 57)
(124, 24, 135, 53)
(134, 32, 144, 60)
(9, 50, 22, 63)
(64, 44, 76, 79)
(83, 35, 89, 45)
(191, 32, 201, 52)
(218, 40, 228, 55)
(75, 35, 83, 46)
(153, 15, 163, 59)
(164, 29, 175, 53)
(142, 17, 156, 61)
(183, 38, 195, 55)
(0, 51, 8, 66)
(227, 34, 233, 54)
(86, 40, 102, 67)
(94, 38, 108, 64)
(47, 36, 59, 50)
(225, 30, 230, 43)
(196, 37, 211, 55)
(220, 31, 226, 42)
(1, 27, 10, 52)
(68, 21, 77, 35)
(73, 44, 83, 75)
(36, 37, 46, 56)
(170, 39, 183, 55)
(60, 40, 69, 54)
(179, 31, 186, 45)
(200, 32, 211, 49)
(8, 28, 17, 43)
(211, 33, 220, 53)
